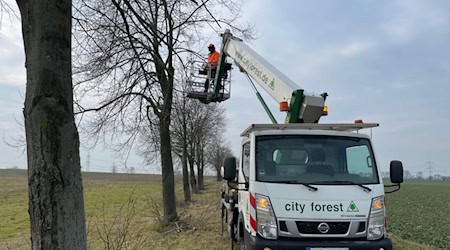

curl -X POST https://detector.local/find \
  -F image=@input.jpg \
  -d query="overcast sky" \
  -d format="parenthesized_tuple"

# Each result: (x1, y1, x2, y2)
(1, 0, 449, 176)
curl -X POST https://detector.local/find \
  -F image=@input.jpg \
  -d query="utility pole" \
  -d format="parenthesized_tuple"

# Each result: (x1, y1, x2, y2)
(425, 158, 434, 180)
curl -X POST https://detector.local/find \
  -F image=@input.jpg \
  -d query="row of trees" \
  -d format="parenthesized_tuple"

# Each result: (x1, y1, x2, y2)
(72, 0, 251, 223)
(75, 0, 250, 222)
(170, 91, 233, 200)
(403, 170, 450, 181)
(4, 0, 251, 248)
(381, 170, 450, 181)
(139, 87, 234, 202)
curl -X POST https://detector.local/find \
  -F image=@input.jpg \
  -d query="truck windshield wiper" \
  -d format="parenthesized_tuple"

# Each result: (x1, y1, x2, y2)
(336, 181, 372, 192)
(313, 180, 372, 192)
(283, 180, 318, 192)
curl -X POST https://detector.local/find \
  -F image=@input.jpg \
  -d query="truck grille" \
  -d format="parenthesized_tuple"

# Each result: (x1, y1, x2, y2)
(295, 221, 350, 234)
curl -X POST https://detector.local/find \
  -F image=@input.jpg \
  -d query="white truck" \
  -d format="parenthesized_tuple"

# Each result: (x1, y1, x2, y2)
(222, 123, 403, 250)
(188, 30, 404, 250)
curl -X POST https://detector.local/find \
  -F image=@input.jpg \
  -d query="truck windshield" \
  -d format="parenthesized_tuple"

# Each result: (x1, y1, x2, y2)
(255, 135, 379, 184)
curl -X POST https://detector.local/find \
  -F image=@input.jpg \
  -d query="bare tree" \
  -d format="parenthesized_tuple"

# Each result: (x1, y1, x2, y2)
(404, 170, 412, 180)
(433, 174, 442, 181)
(206, 135, 233, 181)
(73, 0, 253, 222)
(171, 87, 193, 202)
(416, 171, 424, 180)
(0, 0, 18, 27)
(198, 102, 228, 189)
(174, 98, 225, 191)
(112, 162, 117, 173)
(16, 0, 87, 249)
(170, 85, 228, 196)
(193, 103, 226, 190)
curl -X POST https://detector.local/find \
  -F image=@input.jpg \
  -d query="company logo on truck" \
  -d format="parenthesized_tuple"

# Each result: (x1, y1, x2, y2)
(347, 201, 359, 212)
(285, 202, 344, 213)
(234, 50, 274, 90)
(284, 201, 361, 214)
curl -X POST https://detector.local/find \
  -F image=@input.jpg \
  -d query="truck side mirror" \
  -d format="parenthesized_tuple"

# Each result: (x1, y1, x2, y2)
(223, 157, 237, 181)
(390, 160, 404, 184)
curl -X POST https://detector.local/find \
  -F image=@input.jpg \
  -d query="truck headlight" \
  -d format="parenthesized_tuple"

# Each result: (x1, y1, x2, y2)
(256, 194, 277, 239)
(367, 196, 385, 240)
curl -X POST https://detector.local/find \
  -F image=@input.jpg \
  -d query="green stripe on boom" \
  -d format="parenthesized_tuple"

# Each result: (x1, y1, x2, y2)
(285, 89, 304, 124)
(213, 49, 228, 95)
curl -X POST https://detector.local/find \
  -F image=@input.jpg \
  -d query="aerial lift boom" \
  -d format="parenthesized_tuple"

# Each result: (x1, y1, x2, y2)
(188, 29, 327, 124)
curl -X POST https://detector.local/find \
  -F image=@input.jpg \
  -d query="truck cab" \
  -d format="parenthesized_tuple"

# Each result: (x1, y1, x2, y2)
(223, 123, 403, 250)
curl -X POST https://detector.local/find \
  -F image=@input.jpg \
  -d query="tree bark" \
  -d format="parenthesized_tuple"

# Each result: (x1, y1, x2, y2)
(17, 0, 87, 249)
(188, 155, 198, 194)
(197, 143, 204, 190)
(216, 169, 222, 181)
(198, 163, 204, 190)
(182, 111, 191, 202)
(159, 110, 177, 222)
(182, 144, 191, 202)
(215, 148, 222, 181)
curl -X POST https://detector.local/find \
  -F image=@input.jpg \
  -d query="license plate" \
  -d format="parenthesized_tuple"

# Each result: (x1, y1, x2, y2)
(307, 248, 349, 250)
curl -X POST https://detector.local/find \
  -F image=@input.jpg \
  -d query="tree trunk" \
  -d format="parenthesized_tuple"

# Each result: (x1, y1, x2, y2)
(216, 169, 222, 181)
(153, 6, 178, 222)
(197, 143, 204, 190)
(159, 113, 177, 222)
(182, 136, 191, 202)
(198, 163, 204, 190)
(181, 99, 191, 202)
(188, 155, 198, 194)
(215, 148, 222, 181)
(17, 0, 87, 249)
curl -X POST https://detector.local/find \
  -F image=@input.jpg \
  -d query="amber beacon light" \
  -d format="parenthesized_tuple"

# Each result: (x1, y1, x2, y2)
(322, 106, 328, 116)
(279, 101, 289, 111)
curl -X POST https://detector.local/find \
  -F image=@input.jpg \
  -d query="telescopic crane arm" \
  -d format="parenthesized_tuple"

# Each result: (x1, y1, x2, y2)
(215, 30, 327, 124)
(188, 29, 327, 124)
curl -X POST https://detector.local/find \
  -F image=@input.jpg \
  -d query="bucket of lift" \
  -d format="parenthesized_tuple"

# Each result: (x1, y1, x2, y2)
(186, 62, 232, 104)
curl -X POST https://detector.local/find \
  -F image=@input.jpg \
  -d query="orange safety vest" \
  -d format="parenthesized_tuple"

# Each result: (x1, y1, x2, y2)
(207, 51, 220, 70)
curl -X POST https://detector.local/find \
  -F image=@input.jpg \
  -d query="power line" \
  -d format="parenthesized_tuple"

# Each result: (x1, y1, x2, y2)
(425, 158, 435, 180)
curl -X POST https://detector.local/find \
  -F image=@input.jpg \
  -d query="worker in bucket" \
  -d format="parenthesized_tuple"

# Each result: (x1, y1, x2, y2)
(203, 43, 220, 92)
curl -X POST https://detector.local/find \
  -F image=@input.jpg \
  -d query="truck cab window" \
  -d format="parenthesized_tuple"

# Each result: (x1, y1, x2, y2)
(242, 143, 250, 180)
(256, 135, 379, 184)
(346, 145, 374, 178)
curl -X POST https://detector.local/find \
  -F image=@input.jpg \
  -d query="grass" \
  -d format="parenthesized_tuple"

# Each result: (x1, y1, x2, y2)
(0, 169, 447, 249)
(386, 181, 450, 249)
(0, 172, 29, 242)
(0, 169, 229, 250)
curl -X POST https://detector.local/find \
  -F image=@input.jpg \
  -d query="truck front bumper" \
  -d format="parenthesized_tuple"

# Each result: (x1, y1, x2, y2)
(247, 233, 392, 250)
